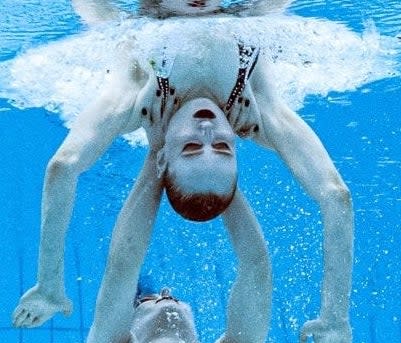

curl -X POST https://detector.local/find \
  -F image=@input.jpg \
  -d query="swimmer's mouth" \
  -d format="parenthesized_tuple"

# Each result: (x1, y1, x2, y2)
(193, 109, 216, 119)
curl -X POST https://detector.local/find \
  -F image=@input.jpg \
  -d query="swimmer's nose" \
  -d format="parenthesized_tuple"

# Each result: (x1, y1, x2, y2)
(198, 120, 213, 130)
(198, 120, 214, 142)
(160, 287, 172, 298)
(193, 109, 216, 119)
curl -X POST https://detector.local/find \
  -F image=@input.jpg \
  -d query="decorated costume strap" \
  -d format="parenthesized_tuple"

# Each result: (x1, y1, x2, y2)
(152, 46, 175, 116)
(156, 76, 169, 117)
(225, 41, 260, 113)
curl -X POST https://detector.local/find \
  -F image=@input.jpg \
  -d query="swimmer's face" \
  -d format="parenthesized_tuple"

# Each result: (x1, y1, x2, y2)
(131, 291, 198, 343)
(161, 98, 237, 197)
(160, 0, 222, 15)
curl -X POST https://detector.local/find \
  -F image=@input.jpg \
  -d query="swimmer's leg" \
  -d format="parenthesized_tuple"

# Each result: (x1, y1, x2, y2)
(250, 61, 353, 342)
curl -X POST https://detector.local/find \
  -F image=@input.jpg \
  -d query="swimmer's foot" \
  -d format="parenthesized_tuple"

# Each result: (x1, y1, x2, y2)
(12, 285, 72, 328)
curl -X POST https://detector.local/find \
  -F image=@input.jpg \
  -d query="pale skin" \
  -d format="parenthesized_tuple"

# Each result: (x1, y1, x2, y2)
(13, 1, 353, 342)
(84, 95, 272, 343)
(125, 188, 272, 343)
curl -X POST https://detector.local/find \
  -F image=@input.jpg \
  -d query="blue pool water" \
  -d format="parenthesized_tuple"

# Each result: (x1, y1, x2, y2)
(1, 1, 400, 342)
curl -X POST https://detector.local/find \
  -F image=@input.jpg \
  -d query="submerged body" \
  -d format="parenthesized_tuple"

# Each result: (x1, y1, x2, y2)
(13, 2, 354, 343)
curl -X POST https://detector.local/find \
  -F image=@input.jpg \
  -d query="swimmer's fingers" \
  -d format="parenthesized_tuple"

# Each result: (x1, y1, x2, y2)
(226, 96, 242, 129)
(135, 75, 157, 129)
(12, 285, 72, 328)
(237, 124, 259, 138)
(228, 96, 258, 139)
(155, 85, 180, 126)
(235, 97, 250, 128)
(141, 80, 179, 150)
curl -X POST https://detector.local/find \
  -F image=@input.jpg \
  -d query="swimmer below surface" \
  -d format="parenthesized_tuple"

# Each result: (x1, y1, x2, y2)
(131, 288, 199, 343)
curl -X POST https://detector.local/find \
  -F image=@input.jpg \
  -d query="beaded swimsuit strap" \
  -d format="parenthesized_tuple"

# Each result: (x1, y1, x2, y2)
(224, 41, 260, 113)
(152, 41, 260, 116)
(152, 46, 175, 117)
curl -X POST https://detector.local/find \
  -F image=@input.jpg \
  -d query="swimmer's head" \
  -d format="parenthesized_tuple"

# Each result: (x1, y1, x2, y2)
(131, 288, 198, 343)
(157, 98, 237, 222)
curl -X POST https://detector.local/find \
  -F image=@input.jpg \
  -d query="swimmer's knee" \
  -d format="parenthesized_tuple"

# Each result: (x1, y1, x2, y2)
(46, 151, 83, 180)
(321, 179, 352, 207)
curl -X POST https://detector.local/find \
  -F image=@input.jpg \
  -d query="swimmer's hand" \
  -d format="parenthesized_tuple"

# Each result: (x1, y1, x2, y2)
(226, 94, 259, 139)
(12, 285, 72, 328)
(139, 78, 179, 151)
(300, 318, 352, 343)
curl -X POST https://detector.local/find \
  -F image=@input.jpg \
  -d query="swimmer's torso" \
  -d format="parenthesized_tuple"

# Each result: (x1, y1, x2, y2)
(132, 17, 261, 111)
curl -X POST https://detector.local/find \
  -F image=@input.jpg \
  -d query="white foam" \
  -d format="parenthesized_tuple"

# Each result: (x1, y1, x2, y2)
(0, 15, 399, 146)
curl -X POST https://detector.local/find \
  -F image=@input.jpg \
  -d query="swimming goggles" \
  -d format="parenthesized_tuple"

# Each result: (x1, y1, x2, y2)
(134, 288, 179, 308)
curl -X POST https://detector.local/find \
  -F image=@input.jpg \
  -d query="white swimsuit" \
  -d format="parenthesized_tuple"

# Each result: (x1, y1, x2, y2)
(152, 37, 260, 115)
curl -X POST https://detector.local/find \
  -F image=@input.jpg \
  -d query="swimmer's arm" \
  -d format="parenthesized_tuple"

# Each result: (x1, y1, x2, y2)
(250, 62, 353, 340)
(87, 78, 170, 342)
(219, 190, 272, 343)
(87, 151, 163, 342)
(11, 53, 144, 329)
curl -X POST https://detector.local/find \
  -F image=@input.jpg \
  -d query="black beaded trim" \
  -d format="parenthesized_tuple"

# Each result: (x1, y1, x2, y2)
(153, 46, 175, 117)
(156, 76, 169, 117)
(225, 42, 260, 113)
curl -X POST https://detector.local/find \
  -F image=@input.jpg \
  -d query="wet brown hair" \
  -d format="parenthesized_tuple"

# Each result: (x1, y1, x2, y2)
(163, 172, 237, 222)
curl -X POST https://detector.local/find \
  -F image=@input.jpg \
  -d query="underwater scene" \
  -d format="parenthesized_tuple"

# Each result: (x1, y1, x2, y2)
(1, 0, 400, 342)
